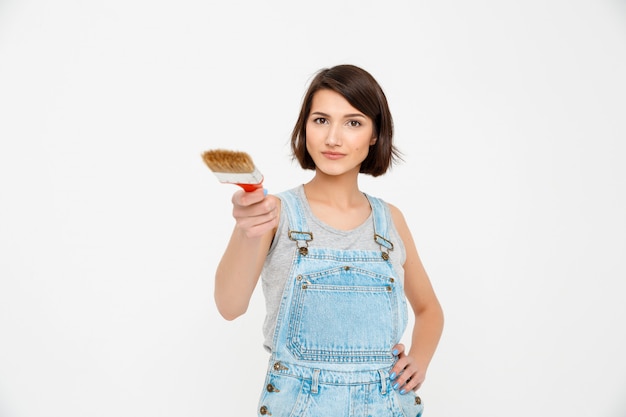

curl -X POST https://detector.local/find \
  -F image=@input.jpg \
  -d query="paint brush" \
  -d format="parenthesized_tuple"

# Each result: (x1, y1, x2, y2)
(201, 149, 264, 192)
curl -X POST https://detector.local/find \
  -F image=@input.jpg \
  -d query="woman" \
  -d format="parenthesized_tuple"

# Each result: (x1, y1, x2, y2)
(214, 64, 444, 416)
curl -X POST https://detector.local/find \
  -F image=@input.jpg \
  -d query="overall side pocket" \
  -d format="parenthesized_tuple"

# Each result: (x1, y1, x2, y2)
(257, 372, 308, 417)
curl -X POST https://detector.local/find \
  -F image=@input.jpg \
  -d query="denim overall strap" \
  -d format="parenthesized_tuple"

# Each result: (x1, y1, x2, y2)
(269, 188, 311, 353)
(276, 189, 313, 254)
(276, 189, 309, 233)
(365, 194, 395, 260)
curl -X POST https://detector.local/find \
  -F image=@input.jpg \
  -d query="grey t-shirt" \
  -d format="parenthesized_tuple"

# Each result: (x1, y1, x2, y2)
(261, 185, 406, 352)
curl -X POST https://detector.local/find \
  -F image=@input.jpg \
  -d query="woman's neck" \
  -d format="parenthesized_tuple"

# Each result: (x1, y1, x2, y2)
(302, 173, 372, 231)
(303, 170, 367, 210)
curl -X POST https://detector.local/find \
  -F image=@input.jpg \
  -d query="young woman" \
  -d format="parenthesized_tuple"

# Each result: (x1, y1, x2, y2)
(214, 64, 444, 417)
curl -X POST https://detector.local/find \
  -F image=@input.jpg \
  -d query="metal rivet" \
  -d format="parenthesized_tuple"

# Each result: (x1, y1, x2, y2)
(302, 284, 308, 289)
(415, 396, 421, 405)
(260, 405, 271, 415)
(299, 247, 308, 256)
(389, 278, 395, 283)
(266, 383, 279, 392)
(272, 361, 288, 371)
(386, 286, 392, 291)
(381, 252, 389, 261)
(297, 275, 302, 281)
(273, 362, 284, 371)
(344, 266, 350, 271)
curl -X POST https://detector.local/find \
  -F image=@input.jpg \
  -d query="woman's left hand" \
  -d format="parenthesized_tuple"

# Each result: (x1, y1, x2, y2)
(389, 343, 426, 394)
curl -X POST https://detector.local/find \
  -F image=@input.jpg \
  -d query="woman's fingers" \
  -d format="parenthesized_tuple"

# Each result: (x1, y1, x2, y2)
(389, 343, 425, 393)
(231, 190, 279, 238)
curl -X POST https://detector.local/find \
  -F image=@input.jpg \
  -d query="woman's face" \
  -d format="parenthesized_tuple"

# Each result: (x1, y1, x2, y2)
(305, 89, 377, 177)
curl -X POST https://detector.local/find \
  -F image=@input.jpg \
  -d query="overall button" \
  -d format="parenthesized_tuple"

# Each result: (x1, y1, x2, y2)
(260, 405, 271, 415)
(415, 396, 422, 405)
(273, 361, 288, 371)
(266, 383, 279, 392)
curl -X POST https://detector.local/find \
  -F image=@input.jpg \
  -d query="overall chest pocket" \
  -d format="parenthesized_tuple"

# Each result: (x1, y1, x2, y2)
(287, 264, 400, 363)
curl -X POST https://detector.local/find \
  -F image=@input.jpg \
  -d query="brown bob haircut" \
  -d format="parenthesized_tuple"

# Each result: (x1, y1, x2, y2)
(291, 64, 401, 177)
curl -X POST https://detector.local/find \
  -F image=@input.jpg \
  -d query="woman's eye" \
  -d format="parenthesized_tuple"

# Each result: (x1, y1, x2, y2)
(313, 117, 328, 124)
(348, 120, 361, 127)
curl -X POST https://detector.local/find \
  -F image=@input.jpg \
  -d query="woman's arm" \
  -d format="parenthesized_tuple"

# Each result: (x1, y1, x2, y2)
(388, 204, 444, 392)
(214, 188, 280, 320)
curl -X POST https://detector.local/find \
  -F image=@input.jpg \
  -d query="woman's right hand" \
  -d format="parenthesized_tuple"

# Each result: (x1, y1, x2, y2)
(232, 188, 279, 239)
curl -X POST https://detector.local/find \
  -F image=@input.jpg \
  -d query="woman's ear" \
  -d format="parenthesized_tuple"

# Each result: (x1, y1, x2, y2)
(370, 136, 377, 146)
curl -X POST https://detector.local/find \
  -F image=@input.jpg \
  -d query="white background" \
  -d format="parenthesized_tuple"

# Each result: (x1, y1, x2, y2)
(1, 1, 625, 416)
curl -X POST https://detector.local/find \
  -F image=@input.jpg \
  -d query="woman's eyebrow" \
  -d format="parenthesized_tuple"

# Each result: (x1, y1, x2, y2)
(310, 111, 330, 117)
(310, 111, 366, 118)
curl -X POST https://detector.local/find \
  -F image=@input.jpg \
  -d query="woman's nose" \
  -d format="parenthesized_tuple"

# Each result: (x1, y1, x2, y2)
(324, 125, 341, 146)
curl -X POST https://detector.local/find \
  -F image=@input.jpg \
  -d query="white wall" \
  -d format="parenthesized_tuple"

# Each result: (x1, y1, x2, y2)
(1, 1, 625, 416)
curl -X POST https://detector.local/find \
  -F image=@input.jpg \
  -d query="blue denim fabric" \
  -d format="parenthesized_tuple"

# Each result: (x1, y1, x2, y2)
(257, 190, 424, 417)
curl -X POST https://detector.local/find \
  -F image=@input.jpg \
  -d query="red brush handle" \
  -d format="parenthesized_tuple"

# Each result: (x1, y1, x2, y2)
(236, 183, 263, 192)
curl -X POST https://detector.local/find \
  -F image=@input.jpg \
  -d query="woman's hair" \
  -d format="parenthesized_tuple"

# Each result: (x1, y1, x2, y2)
(291, 64, 401, 177)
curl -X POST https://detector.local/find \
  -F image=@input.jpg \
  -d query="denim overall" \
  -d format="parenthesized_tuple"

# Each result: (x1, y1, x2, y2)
(257, 190, 424, 417)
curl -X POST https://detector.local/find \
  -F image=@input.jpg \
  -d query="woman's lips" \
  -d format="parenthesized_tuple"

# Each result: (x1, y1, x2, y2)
(322, 152, 345, 160)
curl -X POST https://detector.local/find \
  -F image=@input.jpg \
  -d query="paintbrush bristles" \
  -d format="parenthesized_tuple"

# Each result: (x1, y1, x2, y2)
(202, 149, 255, 173)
